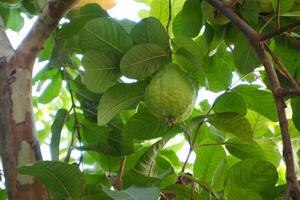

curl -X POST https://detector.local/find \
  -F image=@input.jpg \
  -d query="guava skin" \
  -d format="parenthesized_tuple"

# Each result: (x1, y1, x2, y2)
(201, 0, 230, 25)
(145, 63, 197, 124)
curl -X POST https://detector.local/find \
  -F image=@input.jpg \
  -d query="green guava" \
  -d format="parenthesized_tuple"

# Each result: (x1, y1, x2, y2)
(201, 0, 230, 25)
(257, 0, 273, 13)
(0, 0, 22, 4)
(145, 63, 197, 124)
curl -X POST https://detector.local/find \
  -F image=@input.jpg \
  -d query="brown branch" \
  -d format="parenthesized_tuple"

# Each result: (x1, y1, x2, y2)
(275, 0, 280, 30)
(264, 43, 300, 89)
(117, 156, 127, 191)
(205, 0, 300, 198)
(16, 0, 78, 70)
(181, 119, 205, 173)
(259, 20, 300, 42)
(276, 88, 300, 97)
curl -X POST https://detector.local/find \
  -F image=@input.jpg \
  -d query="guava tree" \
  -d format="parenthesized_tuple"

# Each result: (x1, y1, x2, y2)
(0, 0, 300, 199)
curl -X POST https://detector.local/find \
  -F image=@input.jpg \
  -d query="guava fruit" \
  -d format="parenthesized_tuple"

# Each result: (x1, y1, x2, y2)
(74, 0, 116, 10)
(257, 0, 273, 13)
(201, 0, 230, 25)
(145, 63, 197, 124)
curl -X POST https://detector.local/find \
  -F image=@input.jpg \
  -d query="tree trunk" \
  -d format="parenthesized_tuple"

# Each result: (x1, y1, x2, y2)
(0, 0, 77, 199)
(0, 51, 48, 199)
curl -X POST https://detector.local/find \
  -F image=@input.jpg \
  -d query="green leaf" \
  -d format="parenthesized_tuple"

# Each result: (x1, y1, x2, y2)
(130, 17, 169, 50)
(150, 0, 169, 27)
(79, 18, 133, 55)
(225, 138, 281, 166)
(0, 6, 24, 32)
(180, 0, 202, 37)
(120, 44, 169, 80)
(291, 97, 300, 132)
(273, 37, 300, 75)
(123, 105, 169, 140)
(50, 109, 68, 161)
(203, 54, 233, 92)
(82, 51, 120, 93)
(213, 92, 247, 116)
(135, 136, 171, 176)
(208, 113, 254, 143)
(246, 110, 270, 138)
(19, 161, 83, 200)
(233, 34, 260, 74)
(226, 188, 263, 200)
(79, 130, 134, 156)
(38, 70, 62, 104)
(272, 0, 295, 13)
(240, 0, 259, 24)
(226, 158, 278, 193)
(102, 185, 160, 200)
(38, 35, 54, 62)
(233, 85, 278, 121)
(97, 82, 147, 126)
(194, 146, 226, 183)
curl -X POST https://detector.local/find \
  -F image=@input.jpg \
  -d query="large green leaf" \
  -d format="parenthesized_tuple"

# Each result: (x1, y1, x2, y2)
(226, 158, 278, 193)
(233, 34, 260, 74)
(135, 136, 171, 176)
(180, 0, 202, 37)
(291, 97, 300, 132)
(79, 18, 133, 55)
(246, 110, 270, 138)
(203, 54, 232, 92)
(226, 188, 263, 200)
(130, 17, 169, 50)
(38, 69, 62, 104)
(50, 109, 68, 161)
(19, 161, 83, 200)
(194, 146, 226, 183)
(79, 119, 134, 156)
(97, 82, 147, 125)
(225, 138, 281, 166)
(273, 37, 300, 75)
(233, 85, 278, 121)
(82, 51, 120, 93)
(120, 44, 169, 80)
(123, 105, 169, 140)
(213, 92, 247, 116)
(208, 113, 254, 143)
(102, 185, 160, 200)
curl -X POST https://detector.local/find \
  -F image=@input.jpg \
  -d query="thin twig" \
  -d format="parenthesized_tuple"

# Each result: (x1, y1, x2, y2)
(117, 156, 127, 191)
(276, 0, 280, 30)
(260, 20, 300, 42)
(166, 0, 172, 34)
(181, 107, 213, 173)
(205, 0, 300, 198)
(264, 43, 300, 89)
(65, 79, 83, 165)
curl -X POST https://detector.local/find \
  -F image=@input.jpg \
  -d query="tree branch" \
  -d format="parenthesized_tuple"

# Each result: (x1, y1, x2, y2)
(205, 0, 300, 198)
(117, 156, 127, 191)
(16, 0, 78, 69)
(259, 20, 300, 42)
(264, 43, 300, 89)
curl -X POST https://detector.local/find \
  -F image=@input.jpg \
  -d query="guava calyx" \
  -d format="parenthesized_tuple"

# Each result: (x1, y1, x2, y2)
(145, 63, 197, 124)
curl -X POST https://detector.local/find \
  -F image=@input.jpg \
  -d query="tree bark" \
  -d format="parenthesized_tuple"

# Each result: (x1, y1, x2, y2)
(0, 0, 78, 199)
